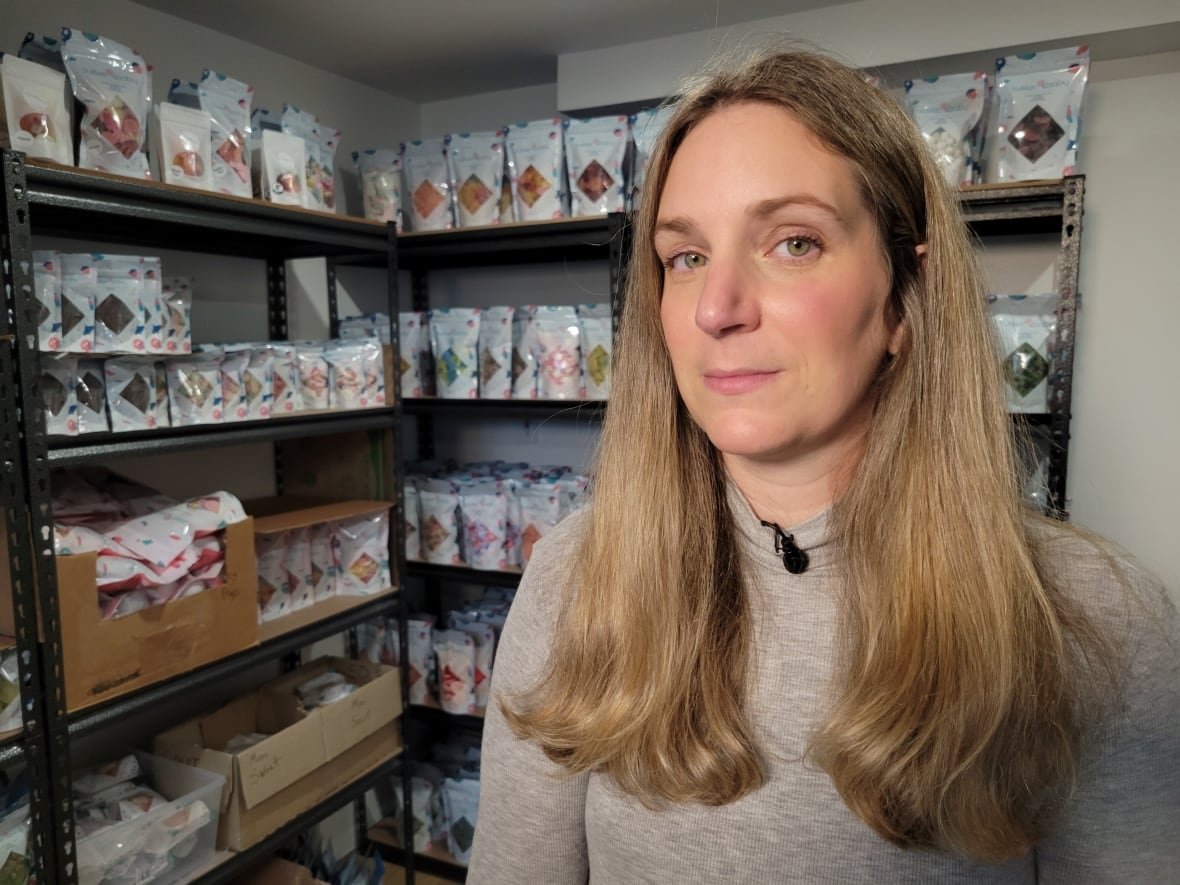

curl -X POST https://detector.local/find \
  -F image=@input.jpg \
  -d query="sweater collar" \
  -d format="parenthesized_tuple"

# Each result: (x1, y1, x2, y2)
(725, 477, 836, 575)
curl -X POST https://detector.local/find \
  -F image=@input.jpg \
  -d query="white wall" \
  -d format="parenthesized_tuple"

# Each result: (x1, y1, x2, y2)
(420, 82, 558, 139)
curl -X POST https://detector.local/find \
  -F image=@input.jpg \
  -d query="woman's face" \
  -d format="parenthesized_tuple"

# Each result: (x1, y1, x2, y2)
(656, 102, 901, 471)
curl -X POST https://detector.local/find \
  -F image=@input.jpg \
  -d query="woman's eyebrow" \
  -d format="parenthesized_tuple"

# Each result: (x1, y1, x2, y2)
(652, 217, 696, 238)
(749, 194, 847, 227)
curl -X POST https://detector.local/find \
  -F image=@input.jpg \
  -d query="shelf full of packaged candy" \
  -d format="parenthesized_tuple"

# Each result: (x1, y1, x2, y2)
(15, 154, 390, 262)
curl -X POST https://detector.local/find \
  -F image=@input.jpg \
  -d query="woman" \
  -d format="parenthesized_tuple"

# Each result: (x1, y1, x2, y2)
(468, 49, 1179, 882)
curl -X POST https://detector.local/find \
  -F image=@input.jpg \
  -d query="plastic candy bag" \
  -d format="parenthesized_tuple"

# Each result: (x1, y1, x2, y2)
(335, 512, 390, 595)
(418, 483, 462, 565)
(140, 257, 165, 355)
(163, 277, 193, 354)
(402, 137, 454, 231)
(74, 755, 140, 796)
(254, 129, 305, 205)
(150, 101, 213, 189)
(629, 105, 674, 209)
(354, 148, 402, 227)
(511, 305, 538, 399)
(61, 29, 152, 178)
(94, 254, 146, 354)
(478, 306, 514, 399)
(241, 345, 274, 420)
(309, 523, 336, 601)
(295, 342, 330, 410)
(564, 115, 627, 216)
(519, 485, 563, 566)
(506, 118, 566, 221)
(532, 305, 583, 399)
(433, 629, 476, 715)
(456, 621, 495, 709)
(0, 53, 72, 165)
(198, 69, 253, 198)
(995, 47, 1089, 181)
(407, 616, 436, 705)
(404, 482, 421, 560)
(429, 308, 480, 399)
(905, 73, 988, 187)
(448, 129, 505, 228)
(441, 777, 480, 864)
(397, 311, 432, 397)
(256, 532, 291, 621)
(458, 484, 508, 571)
(167, 353, 223, 425)
(41, 355, 78, 435)
(317, 123, 341, 211)
(281, 103, 324, 210)
(577, 303, 612, 400)
(105, 357, 157, 432)
(283, 526, 314, 610)
(75, 359, 109, 433)
(988, 293, 1058, 413)
(32, 250, 62, 352)
(268, 343, 300, 414)
(218, 346, 250, 422)
(60, 254, 97, 354)
(324, 342, 367, 410)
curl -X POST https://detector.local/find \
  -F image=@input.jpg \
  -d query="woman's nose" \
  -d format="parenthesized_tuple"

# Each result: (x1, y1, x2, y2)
(694, 256, 760, 338)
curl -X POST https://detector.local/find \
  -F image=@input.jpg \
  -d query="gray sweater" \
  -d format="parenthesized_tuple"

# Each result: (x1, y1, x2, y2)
(469, 489, 1180, 883)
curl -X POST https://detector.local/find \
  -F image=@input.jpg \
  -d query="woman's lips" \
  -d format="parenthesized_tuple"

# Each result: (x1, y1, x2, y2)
(702, 369, 780, 395)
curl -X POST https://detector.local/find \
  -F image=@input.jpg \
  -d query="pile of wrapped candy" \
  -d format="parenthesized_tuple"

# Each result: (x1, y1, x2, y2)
(73, 755, 212, 885)
(376, 734, 482, 866)
(255, 509, 391, 623)
(51, 471, 246, 620)
(405, 461, 587, 571)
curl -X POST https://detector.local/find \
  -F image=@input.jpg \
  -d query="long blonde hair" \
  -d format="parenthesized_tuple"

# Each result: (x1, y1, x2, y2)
(504, 48, 1113, 861)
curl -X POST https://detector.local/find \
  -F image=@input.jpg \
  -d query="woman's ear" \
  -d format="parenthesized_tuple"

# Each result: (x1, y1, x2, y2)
(916, 243, 929, 268)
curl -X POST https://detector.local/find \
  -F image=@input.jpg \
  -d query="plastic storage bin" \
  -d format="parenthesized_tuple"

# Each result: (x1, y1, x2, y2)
(75, 751, 224, 885)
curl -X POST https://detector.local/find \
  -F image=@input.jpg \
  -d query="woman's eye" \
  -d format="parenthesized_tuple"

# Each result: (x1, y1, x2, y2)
(782, 236, 815, 258)
(668, 251, 707, 271)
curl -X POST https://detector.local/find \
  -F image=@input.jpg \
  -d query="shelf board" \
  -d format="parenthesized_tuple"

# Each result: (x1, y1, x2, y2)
(47, 407, 395, 466)
(368, 821, 468, 883)
(398, 215, 621, 268)
(958, 178, 1076, 235)
(68, 592, 399, 736)
(406, 561, 522, 588)
(190, 753, 402, 885)
(403, 397, 605, 421)
(18, 156, 390, 262)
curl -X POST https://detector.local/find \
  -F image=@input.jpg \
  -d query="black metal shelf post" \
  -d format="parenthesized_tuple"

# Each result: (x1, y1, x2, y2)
(1, 151, 77, 883)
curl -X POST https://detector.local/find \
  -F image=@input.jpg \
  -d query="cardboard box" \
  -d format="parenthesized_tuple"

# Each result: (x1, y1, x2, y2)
(244, 497, 396, 643)
(154, 658, 402, 851)
(279, 429, 396, 501)
(19, 519, 259, 713)
(236, 857, 329, 885)
(263, 657, 401, 760)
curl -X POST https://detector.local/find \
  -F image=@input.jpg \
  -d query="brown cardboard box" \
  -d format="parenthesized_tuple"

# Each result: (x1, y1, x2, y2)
(262, 657, 401, 760)
(10, 518, 259, 712)
(278, 429, 396, 501)
(154, 657, 402, 851)
(244, 497, 396, 643)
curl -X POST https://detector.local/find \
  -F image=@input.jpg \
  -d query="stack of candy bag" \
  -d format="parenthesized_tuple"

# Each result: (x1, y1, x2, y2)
(50, 470, 246, 620)
(405, 461, 587, 572)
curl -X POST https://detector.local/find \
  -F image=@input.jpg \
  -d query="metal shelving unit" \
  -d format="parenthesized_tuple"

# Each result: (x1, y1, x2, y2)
(959, 176, 1084, 516)
(0, 149, 406, 883)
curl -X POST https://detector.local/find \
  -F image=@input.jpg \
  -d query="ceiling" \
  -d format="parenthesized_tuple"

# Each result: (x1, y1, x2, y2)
(129, 0, 847, 102)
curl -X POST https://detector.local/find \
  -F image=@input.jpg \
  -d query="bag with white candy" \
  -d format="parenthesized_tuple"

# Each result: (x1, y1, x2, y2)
(994, 46, 1089, 181)
(532, 305, 583, 399)
(564, 115, 628, 216)
(904, 72, 987, 187)
(506, 118, 566, 221)
(354, 148, 403, 228)
(402, 137, 455, 231)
